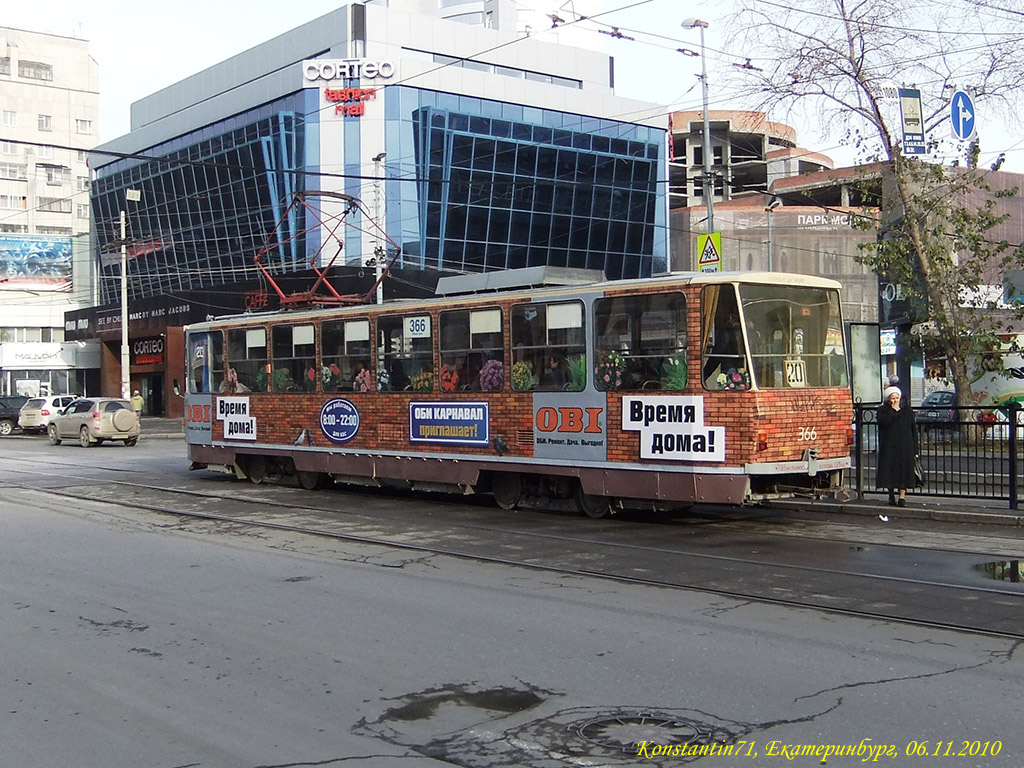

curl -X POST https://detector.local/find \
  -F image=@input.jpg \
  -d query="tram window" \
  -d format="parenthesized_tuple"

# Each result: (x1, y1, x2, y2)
(226, 327, 267, 392)
(187, 331, 223, 394)
(510, 301, 585, 391)
(377, 314, 433, 392)
(439, 308, 504, 392)
(322, 319, 371, 392)
(738, 284, 847, 389)
(594, 293, 687, 391)
(271, 324, 316, 393)
(701, 286, 749, 391)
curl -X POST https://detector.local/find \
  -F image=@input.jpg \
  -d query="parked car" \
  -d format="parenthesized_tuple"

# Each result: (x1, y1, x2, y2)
(48, 398, 141, 447)
(0, 395, 31, 436)
(17, 395, 80, 434)
(917, 390, 959, 428)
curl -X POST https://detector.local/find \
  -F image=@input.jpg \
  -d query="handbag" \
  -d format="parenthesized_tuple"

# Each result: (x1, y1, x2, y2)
(913, 456, 925, 488)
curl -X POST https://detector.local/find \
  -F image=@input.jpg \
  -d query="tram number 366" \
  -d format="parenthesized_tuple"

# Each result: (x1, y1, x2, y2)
(798, 426, 817, 441)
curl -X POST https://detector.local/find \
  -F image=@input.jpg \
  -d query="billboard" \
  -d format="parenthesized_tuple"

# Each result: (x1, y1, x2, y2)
(0, 235, 73, 291)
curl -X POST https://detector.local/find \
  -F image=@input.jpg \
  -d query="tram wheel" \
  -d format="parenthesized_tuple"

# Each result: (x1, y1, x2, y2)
(492, 472, 523, 510)
(296, 470, 323, 490)
(575, 485, 612, 519)
(246, 455, 268, 484)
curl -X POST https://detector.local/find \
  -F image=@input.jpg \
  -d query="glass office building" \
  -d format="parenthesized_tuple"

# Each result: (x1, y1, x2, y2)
(92, 97, 664, 306)
(74, 0, 669, 415)
(395, 91, 663, 278)
(92, 103, 308, 304)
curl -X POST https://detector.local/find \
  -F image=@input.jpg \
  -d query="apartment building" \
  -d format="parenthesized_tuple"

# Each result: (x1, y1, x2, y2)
(0, 26, 100, 396)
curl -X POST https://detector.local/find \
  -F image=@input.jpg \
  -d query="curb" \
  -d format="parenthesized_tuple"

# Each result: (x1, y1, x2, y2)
(780, 499, 1024, 527)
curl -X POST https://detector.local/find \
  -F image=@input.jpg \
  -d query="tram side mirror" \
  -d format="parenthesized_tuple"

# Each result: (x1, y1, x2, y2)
(173, 379, 182, 397)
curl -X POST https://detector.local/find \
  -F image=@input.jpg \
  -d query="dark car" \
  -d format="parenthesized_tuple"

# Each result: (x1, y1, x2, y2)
(917, 390, 959, 428)
(0, 395, 31, 436)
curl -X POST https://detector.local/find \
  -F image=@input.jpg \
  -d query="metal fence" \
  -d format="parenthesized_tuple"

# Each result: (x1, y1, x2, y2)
(853, 402, 1021, 509)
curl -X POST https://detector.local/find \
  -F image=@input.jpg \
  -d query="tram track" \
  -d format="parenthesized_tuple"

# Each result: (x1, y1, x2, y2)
(3, 459, 1024, 642)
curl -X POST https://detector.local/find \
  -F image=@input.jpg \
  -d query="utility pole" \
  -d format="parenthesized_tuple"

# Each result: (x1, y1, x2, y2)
(372, 152, 386, 305)
(120, 188, 141, 399)
(683, 18, 714, 235)
(765, 196, 780, 271)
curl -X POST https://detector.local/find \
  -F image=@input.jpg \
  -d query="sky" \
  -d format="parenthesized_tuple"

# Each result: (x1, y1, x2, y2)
(4, 0, 1021, 173)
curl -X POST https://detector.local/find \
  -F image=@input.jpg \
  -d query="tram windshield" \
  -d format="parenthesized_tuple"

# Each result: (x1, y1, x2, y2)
(702, 283, 848, 390)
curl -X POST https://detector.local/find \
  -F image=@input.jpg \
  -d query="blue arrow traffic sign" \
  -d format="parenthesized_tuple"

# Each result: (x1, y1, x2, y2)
(950, 90, 977, 141)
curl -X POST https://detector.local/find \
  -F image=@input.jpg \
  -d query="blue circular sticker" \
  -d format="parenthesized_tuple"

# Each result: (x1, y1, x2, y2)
(320, 398, 360, 443)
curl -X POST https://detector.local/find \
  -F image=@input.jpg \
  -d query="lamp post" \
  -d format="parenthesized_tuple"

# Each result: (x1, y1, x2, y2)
(682, 18, 713, 235)
(371, 152, 386, 305)
(120, 188, 141, 399)
(765, 196, 780, 271)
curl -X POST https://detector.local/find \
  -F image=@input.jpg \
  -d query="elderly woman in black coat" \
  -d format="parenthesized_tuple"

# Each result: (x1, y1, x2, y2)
(876, 385, 918, 506)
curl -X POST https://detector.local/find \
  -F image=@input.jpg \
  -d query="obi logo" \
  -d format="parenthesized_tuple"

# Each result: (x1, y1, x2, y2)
(320, 398, 360, 443)
(535, 407, 603, 433)
(186, 404, 212, 423)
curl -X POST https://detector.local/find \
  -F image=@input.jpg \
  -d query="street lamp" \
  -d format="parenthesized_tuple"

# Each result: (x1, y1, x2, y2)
(765, 195, 781, 271)
(371, 152, 386, 305)
(121, 188, 141, 399)
(682, 18, 713, 235)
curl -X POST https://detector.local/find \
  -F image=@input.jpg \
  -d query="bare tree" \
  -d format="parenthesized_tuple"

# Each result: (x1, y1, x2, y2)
(726, 0, 1024, 404)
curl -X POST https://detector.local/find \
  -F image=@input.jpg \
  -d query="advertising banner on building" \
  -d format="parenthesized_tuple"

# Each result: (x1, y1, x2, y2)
(0, 235, 72, 291)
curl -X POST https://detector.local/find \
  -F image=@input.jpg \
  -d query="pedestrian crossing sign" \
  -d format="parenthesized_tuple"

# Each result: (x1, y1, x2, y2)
(697, 233, 722, 273)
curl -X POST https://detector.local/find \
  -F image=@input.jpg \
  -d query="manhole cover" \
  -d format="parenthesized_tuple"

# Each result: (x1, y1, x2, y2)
(576, 713, 703, 753)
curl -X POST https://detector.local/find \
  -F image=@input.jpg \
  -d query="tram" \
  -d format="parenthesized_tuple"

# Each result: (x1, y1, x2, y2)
(184, 268, 853, 517)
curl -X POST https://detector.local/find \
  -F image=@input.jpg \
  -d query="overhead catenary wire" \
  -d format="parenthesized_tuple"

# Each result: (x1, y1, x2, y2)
(6, 1, 1023, 289)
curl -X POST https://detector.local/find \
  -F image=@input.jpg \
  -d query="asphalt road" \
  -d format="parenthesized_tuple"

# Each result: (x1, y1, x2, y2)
(1, 438, 1023, 767)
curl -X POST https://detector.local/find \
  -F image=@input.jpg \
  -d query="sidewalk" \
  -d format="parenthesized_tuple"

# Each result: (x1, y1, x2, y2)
(781, 493, 1024, 527)
(139, 416, 185, 439)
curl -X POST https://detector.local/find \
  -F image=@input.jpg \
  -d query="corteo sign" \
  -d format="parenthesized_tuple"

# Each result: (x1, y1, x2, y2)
(302, 59, 396, 83)
(131, 336, 165, 366)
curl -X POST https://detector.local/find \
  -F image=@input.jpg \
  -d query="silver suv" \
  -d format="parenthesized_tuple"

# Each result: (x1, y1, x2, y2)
(48, 398, 141, 447)
(18, 395, 79, 433)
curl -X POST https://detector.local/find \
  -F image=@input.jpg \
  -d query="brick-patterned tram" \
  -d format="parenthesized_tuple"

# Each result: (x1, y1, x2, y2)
(184, 269, 853, 518)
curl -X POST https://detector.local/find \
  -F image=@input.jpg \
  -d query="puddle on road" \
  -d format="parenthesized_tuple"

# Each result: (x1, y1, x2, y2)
(974, 560, 1022, 582)
(383, 684, 545, 722)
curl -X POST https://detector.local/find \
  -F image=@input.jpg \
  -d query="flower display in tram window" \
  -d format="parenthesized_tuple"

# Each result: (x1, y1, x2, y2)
(440, 364, 460, 392)
(594, 349, 625, 390)
(717, 367, 750, 391)
(322, 364, 344, 391)
(355, 367, 373, 393)
(411, 370, 433, 392)
(479, 359, 505, 391)
(377, 367, 391, 392)
(511, 361, 534, 391)
(660, 354, 688, 391)
(271, 367, 292, 392)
